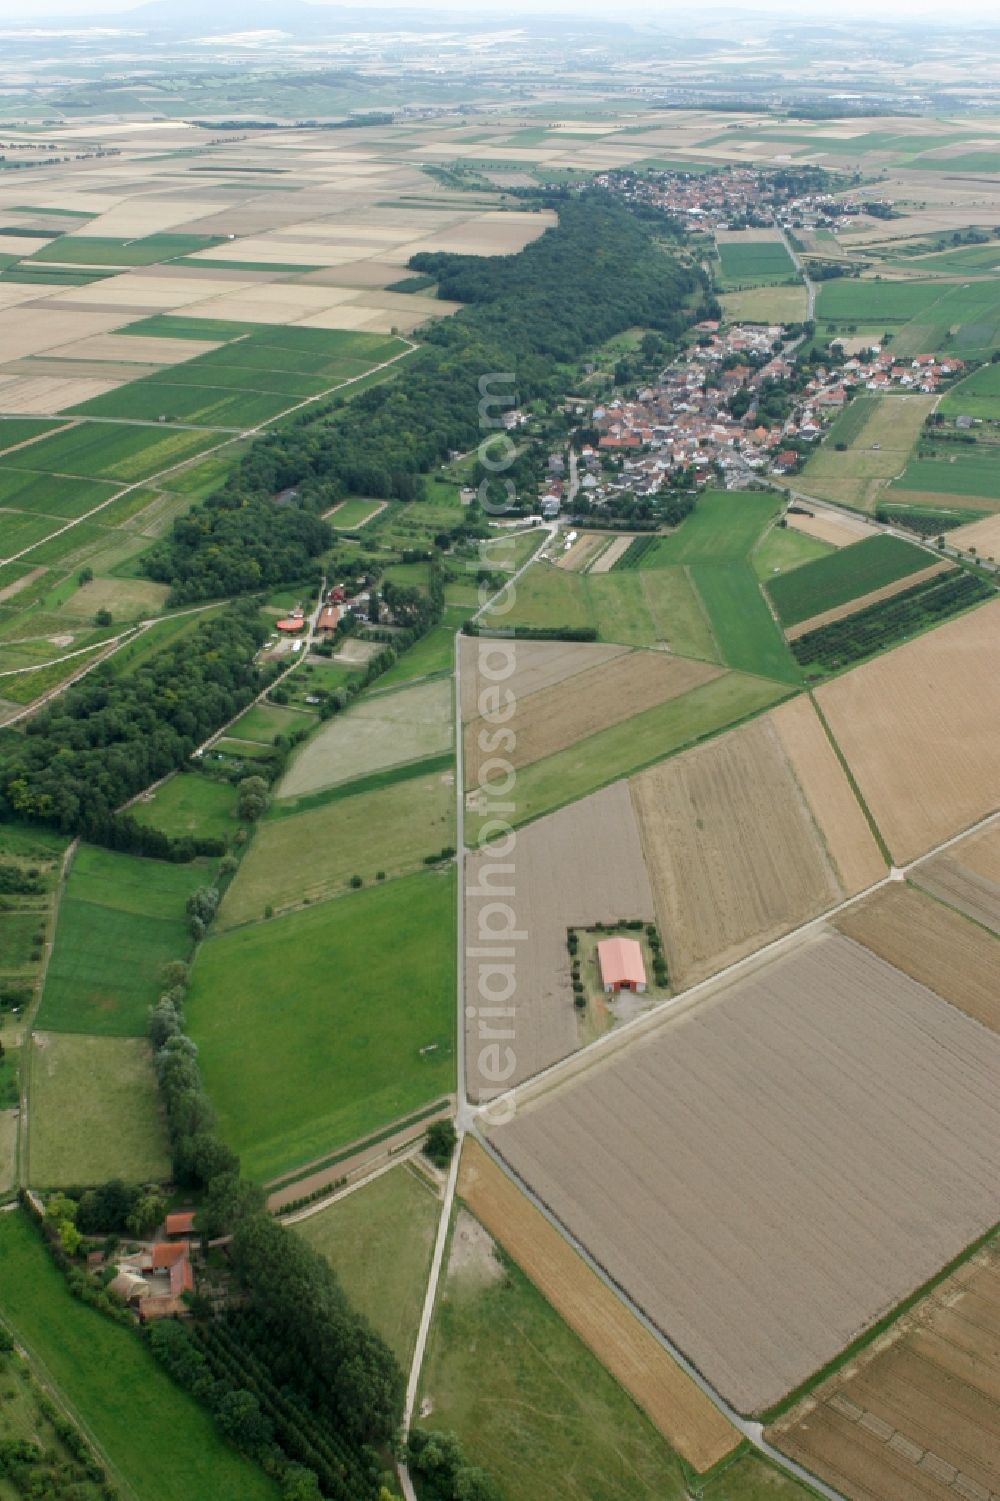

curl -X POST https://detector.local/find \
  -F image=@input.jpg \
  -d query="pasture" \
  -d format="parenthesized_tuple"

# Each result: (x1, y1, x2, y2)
(227, 701, 314, 745)
(690, 563, 802, 683)
(478, 560, 593, 634)
(939, 360, 1000, 420)
(751, 523, 833, 578)
(28, 1032, 169, 1187)
(219, 767, 454, 927)
(770, 1241, 1000, 1501)
(491, 930, 1000, 1414)
(815, 597, 1000, 863)
(583, 567, 721, 658)
(130, 773, 240, 843)
(37, 845, 207, 1035)
(0, 1210, 278, 1501)
(766, 533, 932, 625)
(815, 279, 946, 324)
(418, 1205, 694, 1501)
(719, 284, 808, 323)
(800, 394, 935, 510)
(458, 1139, 739, 1472)
(890, 450, 1000, 501)
(464, 669, 791, 841)
(640, 490, 782, 565)
(187, 870, 455, 1183)
(278, 678, 452, 798)
(294, 1163, 439, 1365)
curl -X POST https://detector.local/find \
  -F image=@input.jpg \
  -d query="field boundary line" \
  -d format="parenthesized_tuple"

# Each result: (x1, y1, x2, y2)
(809, 693, 893, 866)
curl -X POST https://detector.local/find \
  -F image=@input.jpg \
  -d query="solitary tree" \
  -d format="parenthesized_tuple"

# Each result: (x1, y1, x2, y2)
(237, 776, 269, 822)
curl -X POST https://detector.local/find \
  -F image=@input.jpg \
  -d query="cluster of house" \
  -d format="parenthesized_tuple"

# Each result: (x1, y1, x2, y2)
(834, 344, 965, 394)
(274, 584, 349, 637)
(106, 1211, 197, 1322)
(593, 164, 864, 231)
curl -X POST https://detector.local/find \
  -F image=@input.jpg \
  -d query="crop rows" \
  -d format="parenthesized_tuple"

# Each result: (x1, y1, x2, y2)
(792, 569, 994, 672)
(611, 535, 658, 570)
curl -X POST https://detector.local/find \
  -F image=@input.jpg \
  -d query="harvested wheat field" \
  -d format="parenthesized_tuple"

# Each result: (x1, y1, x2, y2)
(947, 510, 1000, 558)
(630, 711, 860, 988)
(458, 1138, 739, 1472)
(816, 599, 1000, 865)
(464, 650, 720, 788)
(555, 532, 607, 572)
(770, 695, 887, 895)
(911, 821, 1000, 935)
(785, 561, 952, 641)
(458, 636, 629, 723)
(786, 509, 872, 549)
(490, 930, 1000, 1414)
(589, 535, 634, 574)
(465, 782, 653, 1098)
(768, 1241, 1000, 1501)
(836, 883, 1000, 1033)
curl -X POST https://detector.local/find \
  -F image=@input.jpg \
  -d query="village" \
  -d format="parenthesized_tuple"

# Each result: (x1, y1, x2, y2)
(592, 162, 865, 230)
(537, 322, 967, 512)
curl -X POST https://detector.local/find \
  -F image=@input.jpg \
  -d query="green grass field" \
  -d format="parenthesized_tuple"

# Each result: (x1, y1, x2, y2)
(690, 563, 802, 682)
(816, 279, 946, 324)
(227, 701, 315, 745)
(329, 496, 385, 528)
(0, 1345, 106, 1501)
(752, 523, 834, 578)
(640, 490, 783, 565)
(130, 773, 240, 842)
(0, 1210, 278, 1501)
(766, 533, 932, 624)
(37, 846, 209, 1036)
(188, 870, 455, 1182)
(294, 1163, 439, 1365)
(939, 362, 1000, 420)
(29, 1032, 169, 1187)
(67, 382, 290, 429)
(221, 768, 454, 927)
(480, 561, 593, 633)
(374, 625, 454, 688)
(30, 233, 222, 266)
(0, 417, 63, 451)
(0, 422, 220, 484)
(466, 671, 792, 840)
(717, 237, 797, 287)
(891, 452, 1000, 500)
(418, 1215, 690, 1501)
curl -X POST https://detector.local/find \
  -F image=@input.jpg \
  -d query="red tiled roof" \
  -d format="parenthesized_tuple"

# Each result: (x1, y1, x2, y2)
(597, 937, 646, 988)
(151, 1241, 189, 1270)
(164, 1211, 195, 1236)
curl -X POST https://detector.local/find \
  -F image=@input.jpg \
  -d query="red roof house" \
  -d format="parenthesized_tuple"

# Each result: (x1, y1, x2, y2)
(164, 1211, 196, 1237)
(597, 937, 647, 994)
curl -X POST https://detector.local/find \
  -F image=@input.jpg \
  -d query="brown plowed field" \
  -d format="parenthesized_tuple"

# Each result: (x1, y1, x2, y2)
(464, 781, 653, 1099)
(785, 561, 952, 640)
(912, 822, 1000, 935)
(464, 650, 720, 788)
(770, 695, 887, 896)
(816, 598, 1000, 865)
(457, 1138, 739, 1473)
(490, 931, 1000, 1414)
(630, 713, 845, 989)
(946, 511, 1000, 556)
(786, 509, 871, 548)
(836, 884, 1000, 1033)
(769, 1243, 1000, 1501)
(458, 636, 629, 723)
(555, 531, 608, 571)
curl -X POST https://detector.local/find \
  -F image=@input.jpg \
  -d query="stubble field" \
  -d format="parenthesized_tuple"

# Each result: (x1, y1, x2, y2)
(815, 598, 1000, 864)
(490, 931, 1000, 1414)
(911, 821, 1000, 934)
(458, 636, 629, 721)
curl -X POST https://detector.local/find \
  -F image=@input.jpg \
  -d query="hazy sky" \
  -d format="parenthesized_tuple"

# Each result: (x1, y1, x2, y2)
(5, 0, 1000, 22)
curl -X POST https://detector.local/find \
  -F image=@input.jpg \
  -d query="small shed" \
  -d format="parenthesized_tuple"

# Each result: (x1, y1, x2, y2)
(164, 1210, 196, 1238)
(597, 937, 646, 995)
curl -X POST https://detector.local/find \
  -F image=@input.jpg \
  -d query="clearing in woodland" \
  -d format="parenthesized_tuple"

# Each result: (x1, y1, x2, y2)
(490, 930, 1000, 1414)
(815, 597, 1000, 864)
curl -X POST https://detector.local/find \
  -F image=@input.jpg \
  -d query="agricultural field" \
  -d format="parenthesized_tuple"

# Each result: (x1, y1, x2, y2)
(28, 1032, 169, 1188)
(219, 766, 454, 927)
(938, 359, 1000, 420)
(815, 598, 1000, 863)
(0, 421, 222, 485)
(226, 700, 314, 746)
(278, 678, 452, 798)
(458, 635, 629, 720)
(947, 509, 1000, 558)
(129, 772, 241, 843)
(751, 522, 834, 579)
(457, 1139, 738, 1471)
(715, 231, 797, 287)
(37, 844, 208, 1036)
(294, 1163, 439, 1365)
(188, 870, 455, 1182)
(0, 1210, 278, 1501)
(418, 1201, 697, 1501)
(910, 821, 1000, 935)
(719, 283, 808, 323)
(465, 782, 654, 1097)
(629, 702, 883, 988)
(800, 395, 936, 510)
(641, 489, 782, 565)
(769, 1240, 1000, 1501)
(490, 930, 1000, 1414)
(784, 559, 952, 641)
(836, 883, 1000, 1032)
(689, 562, 802, 683)
(815, 279, 949, 326)
(478, 559, 593, 634)
(766, 533, 932, 626)
(890, 449, 1000, 505)
(464, 669, 792, 841)
(464, 648, 720, 787)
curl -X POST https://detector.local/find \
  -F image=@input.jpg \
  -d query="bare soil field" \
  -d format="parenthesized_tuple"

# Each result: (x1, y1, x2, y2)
(464, 650, 720, 788)
(630, 712, 846, 988)
(458, 1138, 739, 1472)
(458, 636, 629, 723)
(465, 782, 654, 1098)
(490, 931, 1000, 1414)
(555, 532, 608, 572)
(769, 1241, 1000, 1501)
(589, 535, 635, 573)
(816, 598, 1000, 864)
(835, 883, 1000, 1032)
(785, 560, 952, 640)
(911, 822, 1000, 935)
(770, 695, 887, 895)
(278, 678, 452, 797)
(947, 511, 1000, 557)
(0, 375, 123, 413)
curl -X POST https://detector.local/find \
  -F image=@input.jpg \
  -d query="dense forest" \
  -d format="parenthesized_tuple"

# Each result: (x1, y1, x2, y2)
(0, 604, 268, 838)
(143, 191, 701, 601)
